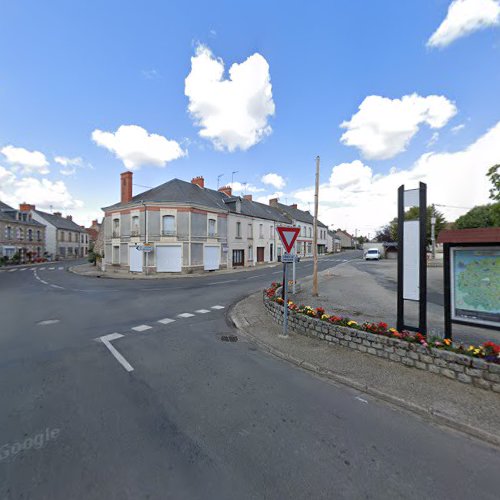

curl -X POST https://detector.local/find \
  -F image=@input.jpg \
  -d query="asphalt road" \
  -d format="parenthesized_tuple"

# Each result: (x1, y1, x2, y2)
(1, 253, 499, 499)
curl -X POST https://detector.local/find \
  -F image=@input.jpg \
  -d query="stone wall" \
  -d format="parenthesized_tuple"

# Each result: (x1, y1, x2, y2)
(264, 294, 500, 393)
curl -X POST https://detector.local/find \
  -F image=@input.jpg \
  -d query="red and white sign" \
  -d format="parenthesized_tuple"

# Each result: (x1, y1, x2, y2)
(276, 226, 300, 254)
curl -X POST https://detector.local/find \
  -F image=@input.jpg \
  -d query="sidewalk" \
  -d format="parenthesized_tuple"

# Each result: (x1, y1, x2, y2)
(230, 291, 500, 447)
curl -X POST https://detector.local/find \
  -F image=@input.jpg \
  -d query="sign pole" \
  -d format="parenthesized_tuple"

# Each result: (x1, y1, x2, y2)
(292, 242, 296, 294)
(282, 262, 288, 337)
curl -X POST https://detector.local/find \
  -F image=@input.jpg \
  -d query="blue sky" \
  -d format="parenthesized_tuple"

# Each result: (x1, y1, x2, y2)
(1, 0, 499, 235)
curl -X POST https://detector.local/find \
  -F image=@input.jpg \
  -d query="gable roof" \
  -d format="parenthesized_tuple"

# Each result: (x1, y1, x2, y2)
(0, 201, 45, 227)
(0, 201, 14, 211)
(274, 202, 328, 228)
(34, 210, 84, 231)
(237, 198, 292, 224)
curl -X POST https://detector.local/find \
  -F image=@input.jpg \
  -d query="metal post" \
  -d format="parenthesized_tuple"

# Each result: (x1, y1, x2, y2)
(312, 155, 320, 297)
(282, 263, 288, 337)
(431, 216, 436, 260)
(397, 185, 404, 332)
(419, 182, 427, 334)
(443, 243, 452, 340)
(292, 242, 296, 294)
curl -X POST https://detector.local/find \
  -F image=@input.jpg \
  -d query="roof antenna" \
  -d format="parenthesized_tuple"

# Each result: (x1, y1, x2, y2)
(231, 170, 239, 186)
(217, 174, 224, 189)
(242, 181, 248, 195)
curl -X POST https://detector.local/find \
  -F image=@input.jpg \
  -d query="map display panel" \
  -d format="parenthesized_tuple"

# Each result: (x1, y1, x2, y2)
(451, 247, 500, 327)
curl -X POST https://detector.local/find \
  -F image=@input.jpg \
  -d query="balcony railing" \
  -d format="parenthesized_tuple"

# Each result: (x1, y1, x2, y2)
(208, 232, 218, 238)
(131, 230, 141, 237)
(162, 230, 176, 237)
(112, 231, 120, 238)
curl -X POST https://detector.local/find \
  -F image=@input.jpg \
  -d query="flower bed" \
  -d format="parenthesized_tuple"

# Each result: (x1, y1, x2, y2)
(264, 282, 500, 392)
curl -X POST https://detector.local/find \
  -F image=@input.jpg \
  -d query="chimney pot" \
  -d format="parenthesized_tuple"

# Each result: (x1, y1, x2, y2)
(218, 185, 232, 197)
(269, 198, 278, 207)
(54, 211, 62, 217)
(19, 203, 35, 212)
(66, 215, 73, 221)
(120, 171, 133, 204)
(191, 176, 205, 188)
(92, 219, 98, 226)
(290, 204, 298, 209)
(243, 194, 253, 201)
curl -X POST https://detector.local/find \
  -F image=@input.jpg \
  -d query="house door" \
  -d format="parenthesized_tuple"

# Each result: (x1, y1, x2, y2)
(204, 245, 220, 271)
(257, 247, 265, 262)
(232, 249, 244, 267)
(270, 243, 273, 261)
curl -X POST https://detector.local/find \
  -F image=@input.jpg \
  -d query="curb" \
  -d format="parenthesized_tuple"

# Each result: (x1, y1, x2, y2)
(229, 294, 500, 449)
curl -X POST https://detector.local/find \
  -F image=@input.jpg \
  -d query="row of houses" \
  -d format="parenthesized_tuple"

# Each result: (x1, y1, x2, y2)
(101, 172, 340, 274)
(0, 201, 90, 263)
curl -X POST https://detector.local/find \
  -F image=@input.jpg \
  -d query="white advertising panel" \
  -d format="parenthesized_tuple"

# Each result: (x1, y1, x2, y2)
(403, 220, 419, 301)
(404, 189, 420, 208)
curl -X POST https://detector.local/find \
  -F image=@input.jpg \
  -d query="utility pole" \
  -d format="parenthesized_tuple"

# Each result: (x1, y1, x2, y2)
(312, 156, 320, 297)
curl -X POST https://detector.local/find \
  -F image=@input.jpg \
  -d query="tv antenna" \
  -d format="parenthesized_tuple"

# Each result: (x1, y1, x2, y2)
(217, 174, 224, 189)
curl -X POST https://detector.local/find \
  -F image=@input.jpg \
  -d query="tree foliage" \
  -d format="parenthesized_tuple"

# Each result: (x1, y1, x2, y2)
(455, 203, 500, 229)
(487, 164, 499, 201)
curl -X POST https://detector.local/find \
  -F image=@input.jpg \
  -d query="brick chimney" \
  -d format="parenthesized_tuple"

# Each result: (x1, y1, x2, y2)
(191, 176, 205, 188)
(243, 194, 253, 201)
(19, 203, 35, 212)
(120, 171, 133, 204)
(92, 219, 98, 227)
(66, 215, 73, 221)
(54, 212, 62, 217)
(290, 204, 298, 209)
(218, 185, 232, 197)
(269, 198, 278, 207)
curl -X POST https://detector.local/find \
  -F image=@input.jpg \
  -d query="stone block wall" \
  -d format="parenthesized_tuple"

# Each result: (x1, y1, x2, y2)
(264, 295, 500, 393)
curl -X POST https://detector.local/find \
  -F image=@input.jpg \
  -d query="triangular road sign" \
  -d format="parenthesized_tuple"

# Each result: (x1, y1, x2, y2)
(276, 226, 300, 254)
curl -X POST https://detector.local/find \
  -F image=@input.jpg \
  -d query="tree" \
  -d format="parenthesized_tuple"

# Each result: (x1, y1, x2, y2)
(384, 205, 446, 245)
(375, 225, 394, 242)
(487, 164, 499, 201)
(455, 203, 500, 229)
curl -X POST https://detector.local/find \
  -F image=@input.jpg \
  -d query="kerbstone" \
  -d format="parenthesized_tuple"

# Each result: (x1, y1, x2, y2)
(441, 368, 456, 380)
(457, 373, 472, 384)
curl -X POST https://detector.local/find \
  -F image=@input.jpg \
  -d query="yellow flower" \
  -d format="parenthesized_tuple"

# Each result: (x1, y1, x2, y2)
(347, 320, 358, 326)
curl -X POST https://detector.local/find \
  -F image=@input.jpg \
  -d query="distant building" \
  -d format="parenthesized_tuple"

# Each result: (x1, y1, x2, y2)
(336, 229, 355, 249)
(29, 206, 89, 259)
(0, 202, 46, 262)
(327, 230, 341, 253)
(269, 200, 329, 257)
(86, 219, 102, 248)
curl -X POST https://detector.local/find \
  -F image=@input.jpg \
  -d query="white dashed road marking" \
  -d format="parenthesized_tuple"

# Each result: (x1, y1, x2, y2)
(49, 267, 55, 270)
(207, 279, 237, 285)
(50, 284, 64, 289)
(8, 269, 16, 273)
(98, 333, 134, 372)
(131, 324, 152, 332)
(37, 319, 60, 325)
(177, 313, 195, 318)
(58, 267, 64, 270)
(355, 396, 368, 404)
(158, 318, 175, 325)
(20, 268, 27, 271)
(195, 309, 210, 314)
(211, 305, 225, 310)
(39, 267, 46, 270)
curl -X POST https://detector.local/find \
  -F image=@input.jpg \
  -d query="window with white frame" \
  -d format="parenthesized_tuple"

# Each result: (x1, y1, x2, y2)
(236, 221, 241, 238)
(308, 227, 312, 238)
(259, 224, 263, 238)
(208, 218, 216, 237)
(247, 223, 253, 238)
(113, 218, 120, 237)
(248, 246, 253, 261)
(162, 215, 175, 236)
(6, 226, 12, 239)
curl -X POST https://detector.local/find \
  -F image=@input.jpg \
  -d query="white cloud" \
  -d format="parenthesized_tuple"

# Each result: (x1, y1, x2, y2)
(1, 145, 49, 174)
(261, 172, 285, 189)
(54, 156, 84, 176)
(184, 44, 275, 152)
(293, 122, 500, 235)
(228, 181, 265, 194)
(451, 123, 466, 133)
(91, 124, 185, 170)
(427, 132, 440, 147)
(0, 165, 16, 186)
(256, 191, 284, 204)
(340, 94, 457, 160)
(428, 0, 500, 48)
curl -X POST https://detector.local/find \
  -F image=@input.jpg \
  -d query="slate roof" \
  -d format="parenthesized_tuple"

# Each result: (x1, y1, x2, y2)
(274, 202, 328, 228)
(236, 198, 292, 224)
(34, 210, 84, 231)
(0, 201, 45, 227)
(103, 178, 229, 212)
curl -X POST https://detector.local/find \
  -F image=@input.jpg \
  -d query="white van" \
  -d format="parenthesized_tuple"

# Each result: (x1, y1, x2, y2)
(365, 248, 381, 261)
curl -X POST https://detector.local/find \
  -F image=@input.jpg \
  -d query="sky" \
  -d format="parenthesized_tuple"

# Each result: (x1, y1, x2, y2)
(1, 0, 499, 236)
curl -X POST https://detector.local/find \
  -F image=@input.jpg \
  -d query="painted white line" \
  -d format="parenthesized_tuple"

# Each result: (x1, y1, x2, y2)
(98, 333, 134, 372)
(39, 267, 46, 270)
(211, 305, 225, 310)
(271, 271, 280, 275)
(131, 324, 152, 332)
(195, 309, 211, 314)
(20, 268, 28, 271)
(355, 396, 368, 404)
(49, 267, 55, 270)
(58, 267, 64, 270)
(8, 269, 17, 272)
(177, 313, 195, 318)
(207, 279, 237, 285)
(40, 279, 49, 285)
(37, 319, 60, 325)
(158, 318, 175, 325)
(50, 284, 64, 289)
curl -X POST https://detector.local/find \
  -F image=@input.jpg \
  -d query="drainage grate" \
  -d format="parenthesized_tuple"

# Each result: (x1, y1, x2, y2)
(220, 335, 238, 342)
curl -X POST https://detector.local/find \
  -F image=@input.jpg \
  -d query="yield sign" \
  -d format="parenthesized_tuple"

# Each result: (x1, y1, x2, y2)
(276, 226, 300, 253)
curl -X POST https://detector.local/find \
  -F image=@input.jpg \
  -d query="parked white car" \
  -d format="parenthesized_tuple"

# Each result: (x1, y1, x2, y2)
(365, 248, 381, 260)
